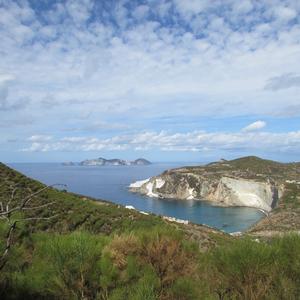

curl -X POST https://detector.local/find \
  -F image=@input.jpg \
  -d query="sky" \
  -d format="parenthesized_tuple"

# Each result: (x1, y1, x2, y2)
(0, 0, 300, 163)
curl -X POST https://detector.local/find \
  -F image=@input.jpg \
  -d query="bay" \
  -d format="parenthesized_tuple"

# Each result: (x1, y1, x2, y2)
(9, 162, 264, 233)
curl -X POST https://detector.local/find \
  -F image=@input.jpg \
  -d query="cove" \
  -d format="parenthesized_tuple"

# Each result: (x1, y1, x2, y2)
(9, 162, 264, 233)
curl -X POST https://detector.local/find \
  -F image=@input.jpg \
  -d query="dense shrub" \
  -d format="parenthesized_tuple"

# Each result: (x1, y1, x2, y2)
(19, 232, 107, 299)
(2, 227, 300, 299)
(271, 234, 300, 298)
(207, 238, 275, 299)
(202, 235, 300, 300)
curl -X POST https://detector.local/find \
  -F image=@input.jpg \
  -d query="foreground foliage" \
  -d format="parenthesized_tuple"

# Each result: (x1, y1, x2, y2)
(1, 162, 300, 299)
(1, 227, 300, 299)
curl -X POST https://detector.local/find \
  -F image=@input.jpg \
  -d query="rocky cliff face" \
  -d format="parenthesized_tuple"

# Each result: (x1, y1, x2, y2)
(129, 168, 284, 211)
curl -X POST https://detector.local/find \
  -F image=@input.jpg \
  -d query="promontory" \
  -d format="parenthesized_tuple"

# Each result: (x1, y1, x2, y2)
(130, 156, 300, 213)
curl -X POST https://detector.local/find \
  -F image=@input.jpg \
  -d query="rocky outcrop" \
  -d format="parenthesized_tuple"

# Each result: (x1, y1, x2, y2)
(62, 161, 76, 166)
(133, 158, 152, 165)
(80, 157, 151, 166)
(129, 172, 284, 212)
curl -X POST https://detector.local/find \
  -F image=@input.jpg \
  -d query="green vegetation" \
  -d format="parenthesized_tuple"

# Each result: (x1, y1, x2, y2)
(0, 162, 169, 235)
(1, 162, 300, 299)
(2, 226, 300, 299)
(180, 155, 300, 182)
(203, 234, 300, 299)
(280, 183, 300, 209)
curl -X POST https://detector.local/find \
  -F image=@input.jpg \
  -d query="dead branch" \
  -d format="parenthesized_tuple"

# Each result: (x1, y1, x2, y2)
(0, 221, 16, 270)
(0, 183, 66, 270)
(15, 214, 59, 222)
(22, 201, 56, 210)
(0, 184, 66, 217)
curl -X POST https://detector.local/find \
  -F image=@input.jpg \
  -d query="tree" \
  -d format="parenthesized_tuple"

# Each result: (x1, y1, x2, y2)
(0, 183, 65, 270)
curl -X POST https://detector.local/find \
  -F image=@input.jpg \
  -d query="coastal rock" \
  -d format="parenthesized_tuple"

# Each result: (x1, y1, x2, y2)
(129, 156, 288, 211)
(133, 158, 151, 165)
(130, 174, 281, 211)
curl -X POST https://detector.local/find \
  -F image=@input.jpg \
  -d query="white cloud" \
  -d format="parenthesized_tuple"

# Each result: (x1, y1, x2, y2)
(1, 0, 300, 119)
(0, 74, 30, 111)
(0, 74, 15, 83)
(132, 5, 149, 20)
(174, 0, 208, 19)
(28, 135, 53, 142)
(1, 0, 300, 160)
(233, 0, 253, 14)
(242, 121, 266, 132)
(273, 6, 297, 22)
(21, 128, 300, 154)
(265, 73, 300, 90)
(65, 0, 93, 23)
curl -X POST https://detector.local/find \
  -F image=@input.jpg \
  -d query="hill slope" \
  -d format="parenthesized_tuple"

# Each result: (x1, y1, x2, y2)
(0, 162, 226, 246)
(1, 161, 300, 299)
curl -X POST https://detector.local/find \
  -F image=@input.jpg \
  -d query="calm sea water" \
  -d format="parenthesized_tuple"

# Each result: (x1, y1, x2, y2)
(9, 163, 264, 233)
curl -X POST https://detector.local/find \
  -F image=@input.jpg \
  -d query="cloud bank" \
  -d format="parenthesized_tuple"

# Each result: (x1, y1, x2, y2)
(0, 0, 300, 161)
(22, 129, 300, 156)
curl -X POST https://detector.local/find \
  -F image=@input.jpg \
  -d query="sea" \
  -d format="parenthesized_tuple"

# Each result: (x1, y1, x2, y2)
(9, 162, 264, 233)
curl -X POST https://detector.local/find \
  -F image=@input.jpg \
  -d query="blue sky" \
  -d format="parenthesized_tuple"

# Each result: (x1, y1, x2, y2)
(0, 0, 300, 163)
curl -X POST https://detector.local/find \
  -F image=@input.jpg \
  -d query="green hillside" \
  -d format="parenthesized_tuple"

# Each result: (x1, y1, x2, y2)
(0, 162, 167, 235)
(1, 162, 300, 299)
(176, 155, 300, 181)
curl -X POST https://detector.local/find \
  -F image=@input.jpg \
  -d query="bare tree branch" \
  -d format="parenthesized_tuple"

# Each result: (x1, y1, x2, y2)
(22, 201, 56, 210)
(9, 186, 19, 204)
(19, 183, 66, 209)
(0, 184, 66, 217)
(0, 183, 66, 270)
(15, 214, 59, 222)
(0, 221, 17, 270)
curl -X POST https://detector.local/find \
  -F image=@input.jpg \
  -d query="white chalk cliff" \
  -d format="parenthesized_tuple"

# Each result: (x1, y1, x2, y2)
(129, 173, 283, 212)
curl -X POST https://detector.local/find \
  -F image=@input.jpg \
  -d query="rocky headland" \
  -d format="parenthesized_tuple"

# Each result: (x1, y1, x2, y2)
(130, 156, 300, 216)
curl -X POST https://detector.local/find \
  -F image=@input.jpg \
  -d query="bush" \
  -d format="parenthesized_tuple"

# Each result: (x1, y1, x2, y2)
(22, 231, 107, 299)
(207, 238, 276, 300)
(271, 234, 300, 298)
(104, 234, 140, 269)
(102, 228, 199, 299)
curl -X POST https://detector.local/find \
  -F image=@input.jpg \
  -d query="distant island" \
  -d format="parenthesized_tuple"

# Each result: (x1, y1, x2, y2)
(62, 161, 76, 166)
(62, 157, 151, 166)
